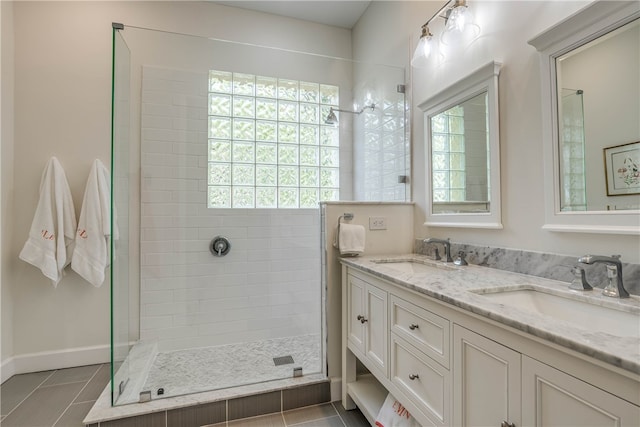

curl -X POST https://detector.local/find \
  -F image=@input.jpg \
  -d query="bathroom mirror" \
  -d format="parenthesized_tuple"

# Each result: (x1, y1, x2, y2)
(419, 61, 502, 228)
(529, 0, 640, 234)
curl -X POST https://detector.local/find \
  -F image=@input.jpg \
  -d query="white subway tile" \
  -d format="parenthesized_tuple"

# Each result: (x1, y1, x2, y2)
(172, 117, 206, 132)
(141, 90, 173, 105)
(173, 94, 207, 108)
(139, 315, 173, 331)
(141, 191, 173, 204)
(140, 290, 173, 304)
(141, 140, 174, 154)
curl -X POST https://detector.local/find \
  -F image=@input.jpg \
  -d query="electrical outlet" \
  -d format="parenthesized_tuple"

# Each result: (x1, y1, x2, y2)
(369, 216, 387, 230)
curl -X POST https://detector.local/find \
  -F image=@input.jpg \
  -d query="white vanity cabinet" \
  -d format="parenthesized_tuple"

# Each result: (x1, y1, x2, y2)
(453, 325, 521, 427)
(522, 356, 639, 426)
(347, 273, 388, 377)
(341, 265, 640, 427)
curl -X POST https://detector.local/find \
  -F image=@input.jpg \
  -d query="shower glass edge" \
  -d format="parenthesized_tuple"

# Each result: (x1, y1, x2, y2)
(111, 24, 132, 406)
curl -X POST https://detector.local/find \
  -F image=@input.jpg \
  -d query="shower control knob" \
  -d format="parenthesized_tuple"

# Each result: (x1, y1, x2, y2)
(210, 236, 231, 257)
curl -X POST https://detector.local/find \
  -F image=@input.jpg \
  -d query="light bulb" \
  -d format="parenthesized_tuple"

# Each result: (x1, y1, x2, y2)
(441, 3, 480, 46)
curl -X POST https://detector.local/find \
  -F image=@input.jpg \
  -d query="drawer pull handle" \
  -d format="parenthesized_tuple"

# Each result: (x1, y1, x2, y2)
(409, 323, 419, 330)
(501, 422, 515, 427)
(357, 315, 368, 324)
(409, 374, 419, 380)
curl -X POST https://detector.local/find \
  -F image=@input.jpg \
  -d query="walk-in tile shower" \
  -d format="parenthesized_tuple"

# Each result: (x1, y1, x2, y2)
(111, 24, 407, 406)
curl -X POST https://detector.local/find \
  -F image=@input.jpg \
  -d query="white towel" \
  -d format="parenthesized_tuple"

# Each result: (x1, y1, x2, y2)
(71, 159, 111, 287)
(333, 223, 365, 256)
(19, 157, 77, 287)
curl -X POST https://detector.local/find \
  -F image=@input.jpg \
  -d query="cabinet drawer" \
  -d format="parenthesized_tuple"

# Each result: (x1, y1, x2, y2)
(391, 334, 451, 426)
(391, 295, 450, 369)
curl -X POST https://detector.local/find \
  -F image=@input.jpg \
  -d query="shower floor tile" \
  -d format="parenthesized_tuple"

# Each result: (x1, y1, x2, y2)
(141, 334, 322, 400)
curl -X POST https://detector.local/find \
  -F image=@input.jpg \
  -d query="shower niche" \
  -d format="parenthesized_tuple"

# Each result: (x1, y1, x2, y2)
(110, 24, 407, 405)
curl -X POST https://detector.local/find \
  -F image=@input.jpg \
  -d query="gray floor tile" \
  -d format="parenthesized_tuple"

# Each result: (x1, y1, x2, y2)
(293, 415, 345, 427)
(42, 365, 101, 387)
(0, 381, 85, 426)
(227, 413, 285, 427)
(283, 404, 338, 426)
(74, 364, 110, 403)
(0, 370, 54, 416)
(332, 402, 369, 427)
(53, 401, 95, 427)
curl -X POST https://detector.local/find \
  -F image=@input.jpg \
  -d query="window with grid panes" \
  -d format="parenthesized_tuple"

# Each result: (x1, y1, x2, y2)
(207, 70, 340, 208)
(431, 105, 466, 203)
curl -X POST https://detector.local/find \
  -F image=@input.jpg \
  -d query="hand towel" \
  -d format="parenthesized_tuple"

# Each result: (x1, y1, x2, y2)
(19, 157, 77, 287)
(71, 159, 111, 287)
(333, 223, 365, 256)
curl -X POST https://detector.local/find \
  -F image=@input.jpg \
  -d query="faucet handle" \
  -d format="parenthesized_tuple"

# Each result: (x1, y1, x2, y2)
(454, 251, 468, 266)
(603, 264, 620, 297)
(433, 248, 441, 261)
(569, 266, 593, 291)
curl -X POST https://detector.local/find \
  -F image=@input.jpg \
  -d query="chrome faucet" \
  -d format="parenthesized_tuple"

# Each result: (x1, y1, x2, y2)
(424, 237, 453, 263)
(577, 255, 630, 298)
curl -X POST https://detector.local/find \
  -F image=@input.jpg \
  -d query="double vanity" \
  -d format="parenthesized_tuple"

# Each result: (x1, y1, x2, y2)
(340, 254, 640, 427)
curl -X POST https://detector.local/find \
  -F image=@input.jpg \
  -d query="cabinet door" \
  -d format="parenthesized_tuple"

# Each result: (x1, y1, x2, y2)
(522, 355, 640, 427)
(347, 274, 366, 354)
(453, 325, 521, 427)
(365, 283, 388, 375)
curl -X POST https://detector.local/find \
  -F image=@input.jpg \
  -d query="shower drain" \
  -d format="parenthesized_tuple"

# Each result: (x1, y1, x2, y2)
(273, 355, 295, 366)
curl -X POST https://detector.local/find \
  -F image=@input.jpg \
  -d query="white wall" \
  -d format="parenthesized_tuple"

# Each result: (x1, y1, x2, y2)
(355, 1, 639, 263)
(1, 0, 16, 378)
(5, 1, 351, 375)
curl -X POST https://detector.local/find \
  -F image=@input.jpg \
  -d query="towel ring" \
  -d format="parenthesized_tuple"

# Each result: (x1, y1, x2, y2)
(338, 213, 354, 224)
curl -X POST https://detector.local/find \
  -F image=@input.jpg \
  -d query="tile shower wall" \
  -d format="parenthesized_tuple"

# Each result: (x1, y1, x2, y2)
(140, 66, 321, 351)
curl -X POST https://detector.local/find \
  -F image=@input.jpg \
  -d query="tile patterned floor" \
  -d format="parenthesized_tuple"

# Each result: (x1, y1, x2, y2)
(0, 364, 110, 427)
(1, 365, 369, 427)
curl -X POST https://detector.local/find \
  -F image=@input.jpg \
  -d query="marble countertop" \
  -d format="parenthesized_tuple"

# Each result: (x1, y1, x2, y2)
(340, 254, 640, 375)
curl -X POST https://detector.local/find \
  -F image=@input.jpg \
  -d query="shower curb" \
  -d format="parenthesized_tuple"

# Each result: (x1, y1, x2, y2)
(84, 375, 329, 426)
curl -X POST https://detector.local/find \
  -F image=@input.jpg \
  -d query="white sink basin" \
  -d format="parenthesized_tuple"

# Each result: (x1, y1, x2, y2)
(472, 287, 640, 338)
(373, 259, 457, 274)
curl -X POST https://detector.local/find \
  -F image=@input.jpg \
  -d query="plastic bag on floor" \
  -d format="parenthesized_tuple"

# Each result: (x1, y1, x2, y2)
(375, 393, 421, 427)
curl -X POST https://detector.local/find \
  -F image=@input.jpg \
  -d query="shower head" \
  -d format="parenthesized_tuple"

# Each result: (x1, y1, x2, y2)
(324, 103, 375, 125)
(325, 108, 339, 125)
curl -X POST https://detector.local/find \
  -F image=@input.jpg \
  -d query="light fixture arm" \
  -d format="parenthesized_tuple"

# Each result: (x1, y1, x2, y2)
(418, 0, 456, 33)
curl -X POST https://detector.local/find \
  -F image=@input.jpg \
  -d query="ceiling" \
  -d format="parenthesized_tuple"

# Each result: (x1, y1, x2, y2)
(212, 1, 372, 29)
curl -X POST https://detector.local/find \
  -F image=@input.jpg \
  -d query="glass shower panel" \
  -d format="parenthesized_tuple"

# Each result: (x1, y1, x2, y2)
(352, 63, 408, 201)
(111, 26, 132, 405)
(111, 24, 406, 405)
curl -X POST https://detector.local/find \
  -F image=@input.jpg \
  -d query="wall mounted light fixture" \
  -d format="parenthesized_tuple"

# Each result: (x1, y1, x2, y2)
(324, 103, 376, 125)
(411, 0, 480, 68)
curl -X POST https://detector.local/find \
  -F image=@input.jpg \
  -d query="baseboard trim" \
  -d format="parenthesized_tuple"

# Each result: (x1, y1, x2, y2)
(1, 356, 16, 383)
(1, 344, 110, 383)
(330, 376, 342, 402)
